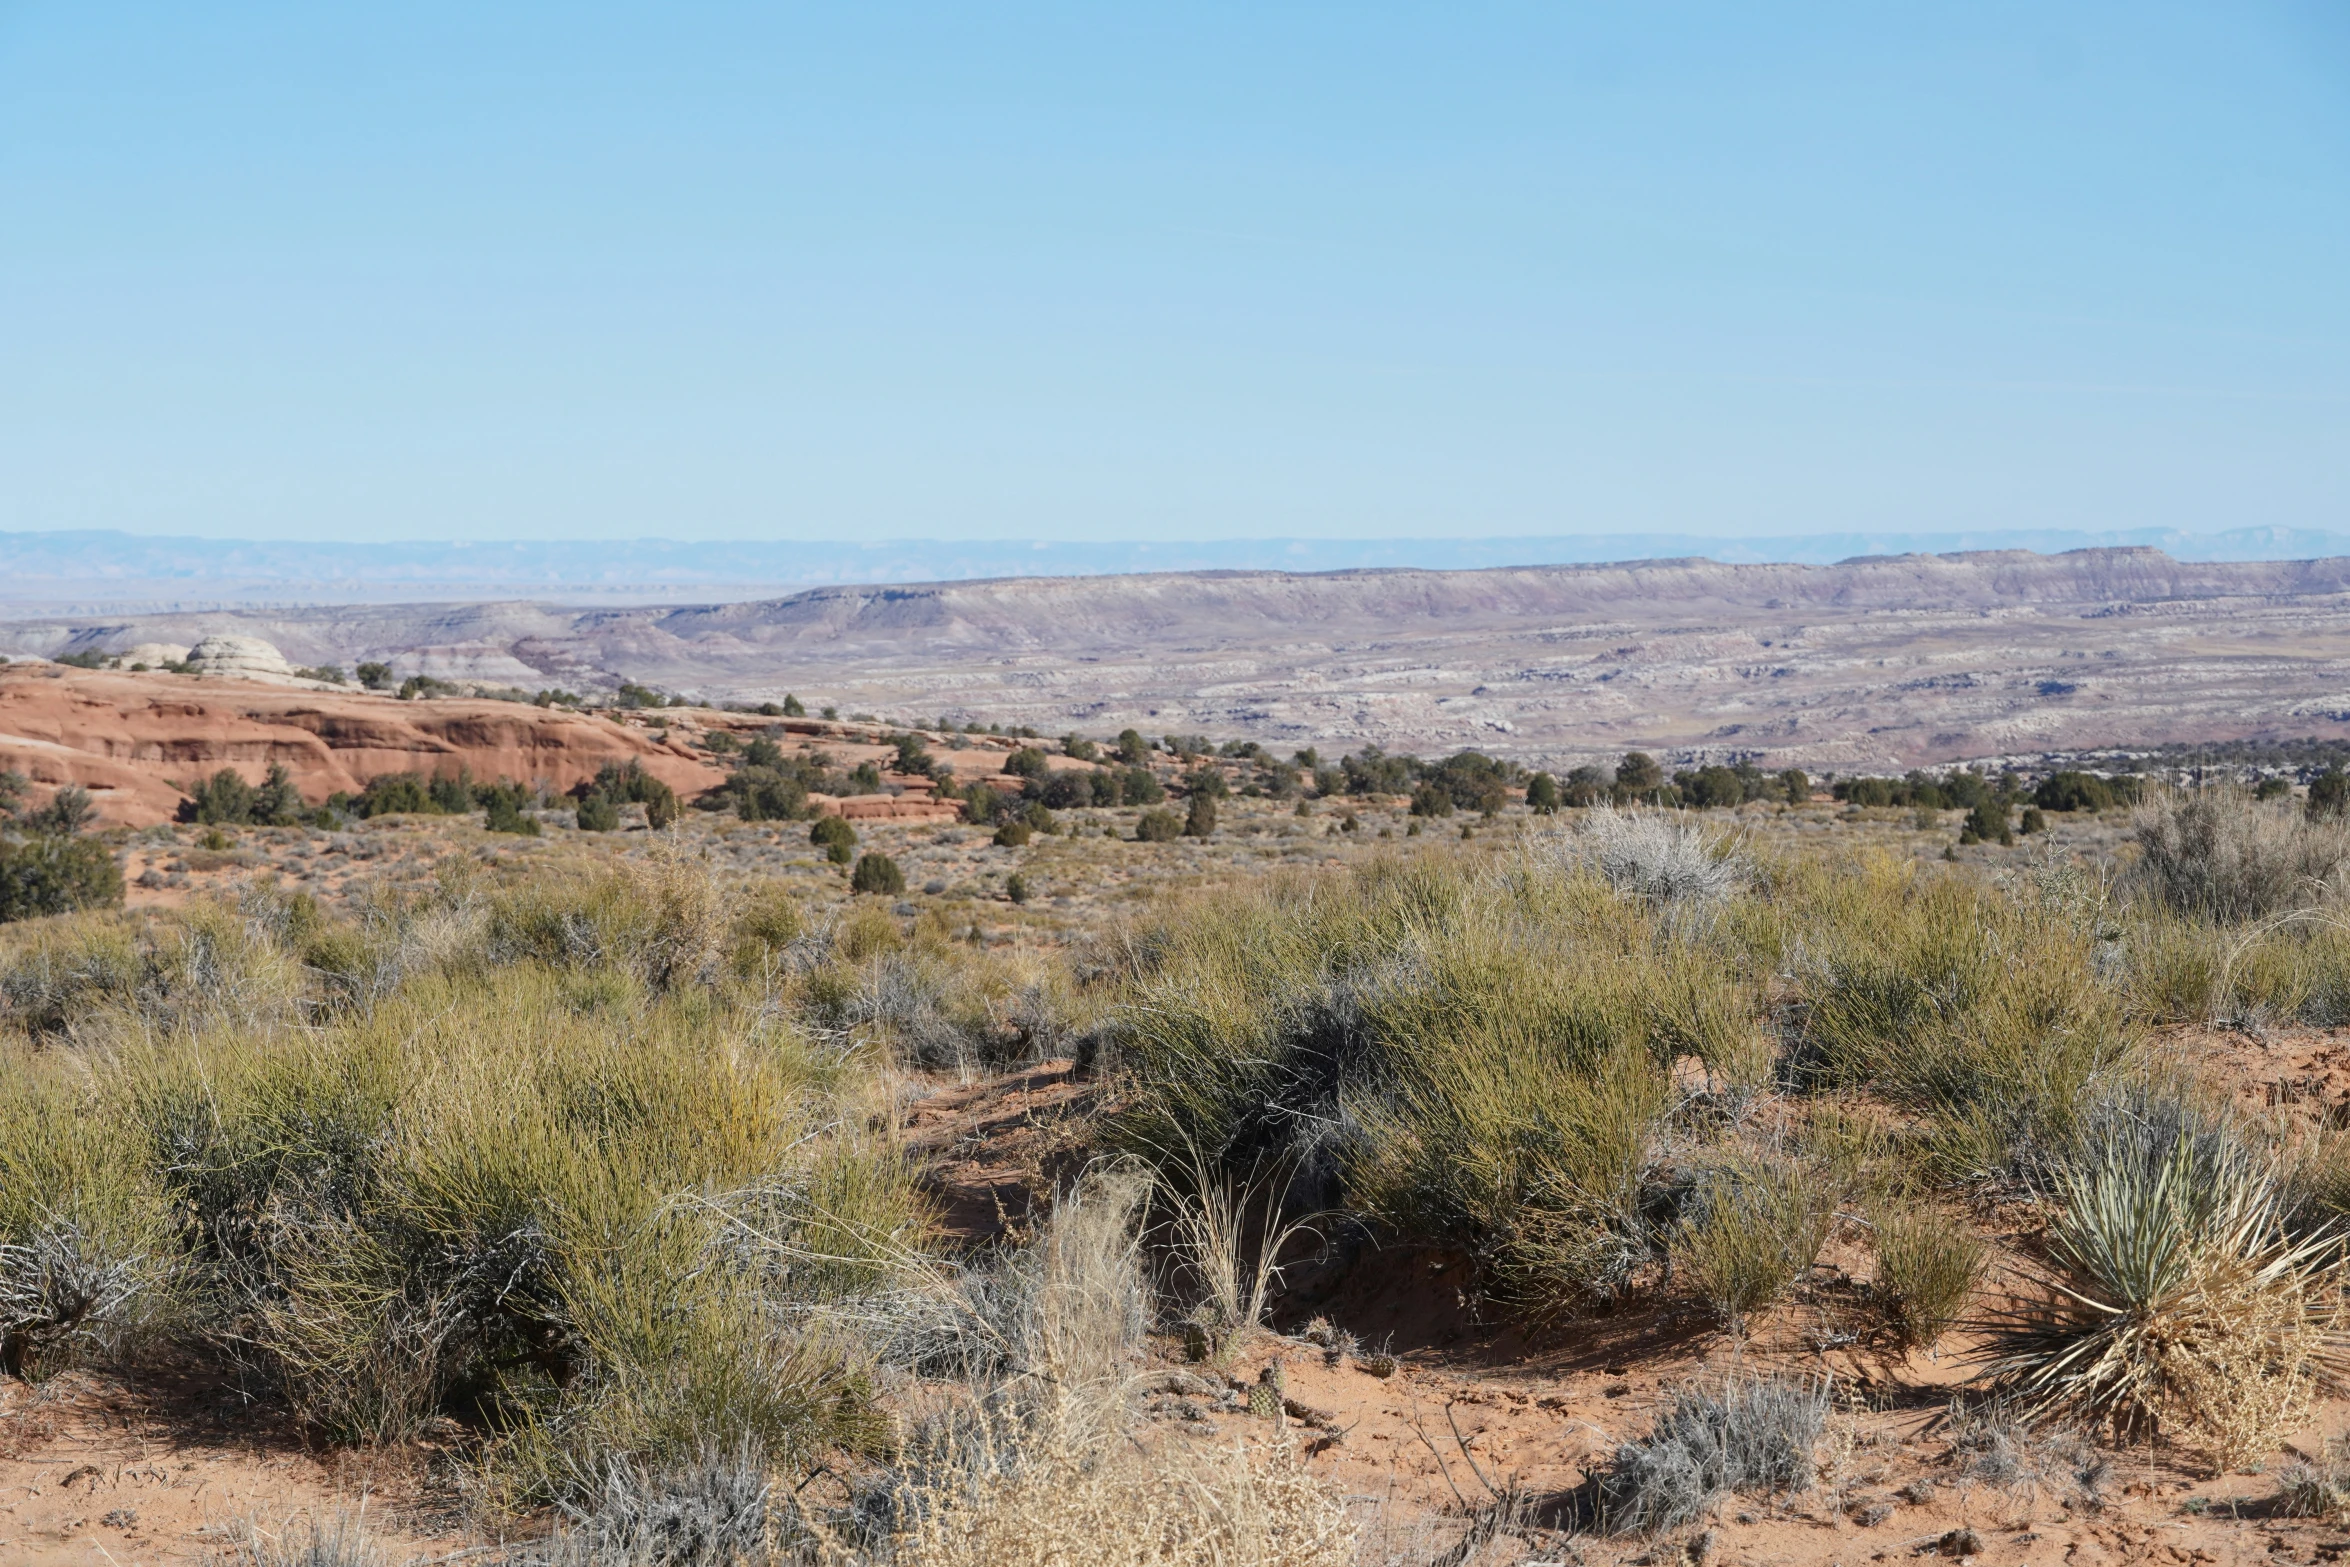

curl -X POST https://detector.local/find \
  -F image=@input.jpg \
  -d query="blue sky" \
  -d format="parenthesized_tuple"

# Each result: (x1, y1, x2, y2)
(0, 3, 2344, 544)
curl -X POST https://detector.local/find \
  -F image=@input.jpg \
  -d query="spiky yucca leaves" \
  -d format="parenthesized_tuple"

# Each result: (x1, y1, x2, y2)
(1976, 1128, 2347, 1468)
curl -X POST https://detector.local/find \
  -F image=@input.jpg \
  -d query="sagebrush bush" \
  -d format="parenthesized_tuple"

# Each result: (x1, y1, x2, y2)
(2130, 787, 2350, 922)
(1600, 1378, 1829, 1534)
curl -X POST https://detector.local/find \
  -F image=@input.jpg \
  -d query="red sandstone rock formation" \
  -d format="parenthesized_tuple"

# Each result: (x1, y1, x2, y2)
(0, 665, 728, 827)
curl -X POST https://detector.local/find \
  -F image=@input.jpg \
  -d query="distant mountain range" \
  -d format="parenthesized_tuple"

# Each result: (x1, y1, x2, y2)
(5, 526, 2350, 611)
(8, 547, 2350, 770)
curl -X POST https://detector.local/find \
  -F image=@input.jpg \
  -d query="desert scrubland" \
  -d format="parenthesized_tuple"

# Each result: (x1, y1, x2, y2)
(4, 698, 2350, 1566)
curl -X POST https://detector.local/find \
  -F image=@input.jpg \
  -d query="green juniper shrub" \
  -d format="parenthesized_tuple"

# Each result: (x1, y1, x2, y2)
(0, 770, 25, 819)
(1116, 729, 1150, 765)
(1562, 765, 1611, 807)
(356, 772, 437, 818)
(1006, 873, 1030, 905)
(2308, 769, 2349, 820)
(1062, 735, 1098, 762)
(847, 761, 884, 793)
(1020, 801, 1057, 835)
(181, 768, 258, 826)
(1183, 792, 1218, 838)
(25, 785, 98, 837)
(961, 783, 1010, 826)
(811, 815, 858, 864)
(2254, 776, 2291, 803)
(1408, 782, 1454, 818)
(1525, 772, 1561, 814)
(0, 833, 123, 922)
(1779, 768, 1811, 805)
(1614, 751, 1666, 797)
(2018, 806, 2048, 835)
(993, 821, 1033, 848)
(1121, 767, 1164, 805)
(1960, 798, 2013, 846)
(1134, 809, 1181, 843)
(480, 781, 541, 836)
(1004, 748, 1050, 781)
(575, 794, 622, 832)
(782, 693, 806, 716)
(850, 853, 905, 896)
(743, 738, 785, 769)
(1181, 765, 1228, 802)
(355, 662, 393, 689)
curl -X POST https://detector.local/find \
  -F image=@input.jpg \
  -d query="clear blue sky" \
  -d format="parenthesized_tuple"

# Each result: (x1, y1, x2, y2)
(0, 3, 2344, 544)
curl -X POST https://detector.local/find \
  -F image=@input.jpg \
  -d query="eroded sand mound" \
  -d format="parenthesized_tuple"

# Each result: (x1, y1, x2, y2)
(0, 665, 728, 826)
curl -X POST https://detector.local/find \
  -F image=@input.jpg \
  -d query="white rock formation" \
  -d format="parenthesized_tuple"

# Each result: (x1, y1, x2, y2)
(118, 642, 191, 668)
(184, 635, 301, 682)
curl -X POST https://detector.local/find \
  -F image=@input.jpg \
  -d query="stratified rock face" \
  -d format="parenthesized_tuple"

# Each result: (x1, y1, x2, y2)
(184, 635, 299, 682)
(0, 666, 728, 827)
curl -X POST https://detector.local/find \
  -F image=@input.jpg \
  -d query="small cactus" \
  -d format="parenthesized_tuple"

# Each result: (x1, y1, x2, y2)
(1360, 1352, 1399, 1379)
(1258, 1359, 1287, 1398)
(1182, 1322, 1212, 1362)
(1246, 1381, 1283, 1421)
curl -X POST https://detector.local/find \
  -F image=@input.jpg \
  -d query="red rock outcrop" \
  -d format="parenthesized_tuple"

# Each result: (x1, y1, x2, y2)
(0, 666, 728, 826)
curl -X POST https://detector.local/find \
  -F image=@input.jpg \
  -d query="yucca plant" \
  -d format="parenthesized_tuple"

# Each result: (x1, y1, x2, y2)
(1975, 1124, 2348, 1468)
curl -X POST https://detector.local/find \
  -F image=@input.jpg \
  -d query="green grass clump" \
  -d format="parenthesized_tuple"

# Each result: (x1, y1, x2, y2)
(0, 857, 931, 1509)
(1872, 1203, 1987, 1349)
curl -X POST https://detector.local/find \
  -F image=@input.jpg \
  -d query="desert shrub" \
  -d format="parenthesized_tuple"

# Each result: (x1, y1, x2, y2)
(0, 1051, 172, 1376)
(812, 815, 858, 864)
(0, 832, 124, 923)
(483, 783, 542, 836)
(485, 859, 730, 993)
(1133, 809, 1181, 843)
(1182, 793, 1217, 837)
(2277, 1436, 2350, 1522)
(98, 959, 919, 1479)
(1112, 849, 1768, 1315)
(354, 772, 439, 818)
(1789, 858, 2128, 1181)
(1572, 806, 1746, 924)
(1977, 1113, 2346, 1467)
(25, 783, 98, 835)
(851, 854, 905, 897)
(993, 821, 1032, 848)
(1600, 1378, 1829, 1534)
(2129, 788, 2350, 922)
(1004, 748, 1049, 780)
(213, 1512, 387, 1567)
(576, 794, 622, 832)
(1872, 1203, 1987, 1348)
(525, 1443, 773, 1566)
(1673, 1155, 1838, 1327)
(1121, 766, 1164, 805)
(1525, 772, 1560, 813)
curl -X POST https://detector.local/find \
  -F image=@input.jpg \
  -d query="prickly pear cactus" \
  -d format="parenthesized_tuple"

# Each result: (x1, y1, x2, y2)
(1359, 1352, 1399, 1379)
